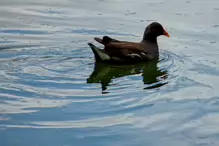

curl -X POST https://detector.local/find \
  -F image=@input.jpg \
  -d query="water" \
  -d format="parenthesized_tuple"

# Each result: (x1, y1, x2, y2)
(0, 0, 219, 145)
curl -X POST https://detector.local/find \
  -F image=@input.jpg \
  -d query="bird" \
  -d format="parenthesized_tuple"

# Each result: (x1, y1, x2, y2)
(88, 22, 170, 64)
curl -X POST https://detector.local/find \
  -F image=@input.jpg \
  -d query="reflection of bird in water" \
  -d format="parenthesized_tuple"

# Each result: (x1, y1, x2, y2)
(87, 59, 168, 92)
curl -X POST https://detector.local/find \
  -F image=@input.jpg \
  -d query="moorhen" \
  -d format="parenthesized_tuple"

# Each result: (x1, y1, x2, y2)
(88, 22, 170, 64)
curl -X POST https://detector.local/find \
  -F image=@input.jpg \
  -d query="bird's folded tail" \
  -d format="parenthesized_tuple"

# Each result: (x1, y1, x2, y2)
(88, 43, 110, 61)
(94, 37, 103, 44)
(94, 36, 118, 45)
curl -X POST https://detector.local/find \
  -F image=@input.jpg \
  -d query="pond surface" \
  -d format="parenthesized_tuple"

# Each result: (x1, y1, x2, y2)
(0, 0, 219, 146)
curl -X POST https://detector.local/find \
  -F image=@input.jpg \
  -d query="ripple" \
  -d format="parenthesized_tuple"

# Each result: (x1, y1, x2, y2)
(0, 25, 188, 130)
(0, 29, 51, 35)
(0, 0, 217, 142)
(1, 0, 219, 145)
(0, 46, 187, 127)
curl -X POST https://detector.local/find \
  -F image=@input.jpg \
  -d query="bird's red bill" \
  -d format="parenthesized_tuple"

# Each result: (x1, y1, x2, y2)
(163, 29, 170, 37)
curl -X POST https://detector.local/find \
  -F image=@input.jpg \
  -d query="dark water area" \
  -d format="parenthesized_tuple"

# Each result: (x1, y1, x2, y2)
(0, 0, 219, 146)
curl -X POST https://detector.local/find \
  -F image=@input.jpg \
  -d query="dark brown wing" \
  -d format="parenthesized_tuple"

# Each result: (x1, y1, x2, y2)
(106, 42, 143, 51)
(94, 36, 148, 60)
(104, 42, 147, 59)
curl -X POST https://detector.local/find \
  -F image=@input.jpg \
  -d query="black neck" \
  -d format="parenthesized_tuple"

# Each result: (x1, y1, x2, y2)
(143, 33, 157, 43)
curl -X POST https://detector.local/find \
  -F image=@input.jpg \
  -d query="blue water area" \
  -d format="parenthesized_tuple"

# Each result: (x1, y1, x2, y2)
(0, 0, 219, 146)
(72, 28, 137, 36)
(0, 30, 50, 35)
